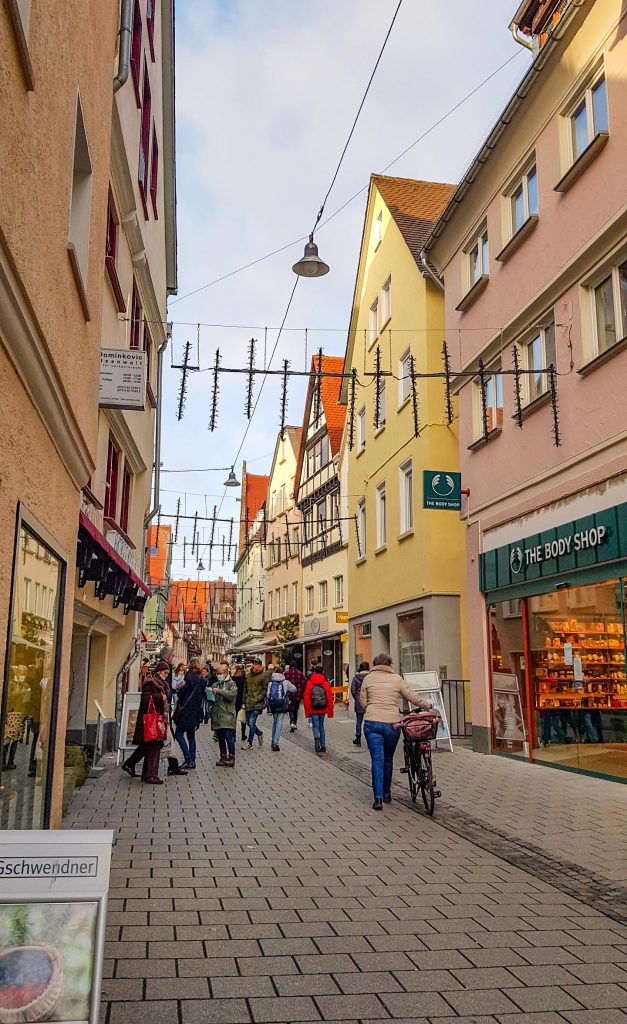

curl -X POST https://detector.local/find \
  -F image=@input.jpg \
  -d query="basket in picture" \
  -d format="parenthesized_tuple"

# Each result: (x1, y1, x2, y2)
(399, 711, 440, 742)
(0, 944, 64, 1024)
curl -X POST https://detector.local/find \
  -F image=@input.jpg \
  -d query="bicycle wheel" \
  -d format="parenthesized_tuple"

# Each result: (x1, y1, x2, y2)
(404, 739, 418, 803)
(419, 747, 435, 815)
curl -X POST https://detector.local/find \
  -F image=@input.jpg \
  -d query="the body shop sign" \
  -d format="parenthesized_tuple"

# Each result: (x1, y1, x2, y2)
(480, 502, 627, 594)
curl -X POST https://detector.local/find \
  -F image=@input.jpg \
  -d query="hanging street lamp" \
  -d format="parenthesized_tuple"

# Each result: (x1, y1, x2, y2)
(224, 467, 240, 488)
(292, 235, 329, 278)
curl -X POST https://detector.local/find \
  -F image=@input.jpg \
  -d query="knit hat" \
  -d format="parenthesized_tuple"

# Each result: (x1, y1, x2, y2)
(154, 660, 170, 675)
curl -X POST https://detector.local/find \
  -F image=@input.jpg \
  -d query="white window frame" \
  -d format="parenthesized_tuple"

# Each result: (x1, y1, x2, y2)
(398, 348, 412, 407)
(399, 460, 413, 536)
(520, 322, 556, 405)
(376, 482, 387, 550)
(357, 406, 366, 452)
(473, 361, 503, 439)
(506, 162, 538, 239)
(369, 298, 379, 348)
(319, 580, 328, 611)
(267, 591, 273, 620)
(588, 258, 627, 359)
(305, 585, 314, 614)
(381, 275, 392, 327)
(292, 580, 299, 614)
(464, 224, 489, 293)
(333, 575, 344, 608)
(565, 68, 608, 167)
(356, 498, 366, 559)
(283, 585, 288, 616)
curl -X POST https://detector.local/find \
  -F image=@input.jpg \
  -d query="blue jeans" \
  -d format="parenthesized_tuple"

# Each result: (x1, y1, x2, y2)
(271, 712, 287, 745)
(355, 711, 364, 739)
(311, 715, 326, 748)
(175, 727, 196, 764)
(246, 708, 263, 744)
(364, 721, 400, 800)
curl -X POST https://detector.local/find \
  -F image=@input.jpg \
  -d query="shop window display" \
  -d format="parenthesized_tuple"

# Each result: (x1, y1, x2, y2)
(0, 524, 64, 828)
(528, 580, 627, 780)
(398, 611, 425, 674)
(489, 600, 529, 757)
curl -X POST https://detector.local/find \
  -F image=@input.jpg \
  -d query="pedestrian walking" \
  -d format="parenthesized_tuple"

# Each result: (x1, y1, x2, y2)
(158, 645, 174, 697)
(350, 661, 370, 746)
(360, 653, 431, 810)
(303, 670, 334, 754)
(243, 657, 268, 750)
(267, 668, 296, 751)
(211, 661, 238, 766)
(284, 661, 306, 732)
(172, 658, 205, 769)
(121, 661, 170, 784)
(232, 664, 247, 742)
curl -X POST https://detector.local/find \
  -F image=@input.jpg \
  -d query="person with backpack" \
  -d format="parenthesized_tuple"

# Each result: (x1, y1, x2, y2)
(303, 670, 334, 754)
(283, 661, 307, 732)
(266, 668, 297, 751)
(350, 661, 370, 746)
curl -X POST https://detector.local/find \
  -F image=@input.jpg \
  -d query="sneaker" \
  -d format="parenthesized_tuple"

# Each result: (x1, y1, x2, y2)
(383, 793, 392, 803)
(271, 743, 280, 752)
(184, 761, 196, 770)
(290, 725, 296, 733)
(257, 732, 263, 748)
(314, 738, 321, 754)
(372, 798, 383, 810)
(320, 747, 327, 754)
(241, 741, 249, 750)
(244, 744, 253, 751)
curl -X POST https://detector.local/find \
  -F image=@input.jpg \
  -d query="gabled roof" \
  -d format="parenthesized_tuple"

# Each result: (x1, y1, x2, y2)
(371, 175, 456, 267)
(166, 581, 208, 626)
(267, 425, 302, 489)
(146, 524, 172, 588)
(238, 466, 269, 553)
(293, 355, 347, 499)
(341, 175, 456, 400)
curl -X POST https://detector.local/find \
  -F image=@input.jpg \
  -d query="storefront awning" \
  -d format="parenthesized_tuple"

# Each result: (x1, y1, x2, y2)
(77, 512, 151, 613)
(293, 628, 347, 645)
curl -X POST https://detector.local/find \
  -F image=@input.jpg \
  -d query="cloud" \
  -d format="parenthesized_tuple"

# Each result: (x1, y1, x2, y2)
(161, 0, 528, 578)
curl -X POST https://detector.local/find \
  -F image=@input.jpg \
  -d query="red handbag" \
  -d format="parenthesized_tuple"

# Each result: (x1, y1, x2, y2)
(143, 696, 167, 743)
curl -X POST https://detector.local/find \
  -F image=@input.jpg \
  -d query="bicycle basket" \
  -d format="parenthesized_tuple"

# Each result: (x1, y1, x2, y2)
(400, 711, 440, 742)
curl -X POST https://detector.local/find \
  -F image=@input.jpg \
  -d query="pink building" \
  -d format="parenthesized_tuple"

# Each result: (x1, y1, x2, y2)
(426, 0, 627, 781)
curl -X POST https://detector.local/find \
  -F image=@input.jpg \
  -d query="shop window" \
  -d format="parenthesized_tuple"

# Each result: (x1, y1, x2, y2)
(0, 521, 64, 828)
(398, 611, 424, 674)
(488, 600, 529, 758)
(528, 580, 627, 780)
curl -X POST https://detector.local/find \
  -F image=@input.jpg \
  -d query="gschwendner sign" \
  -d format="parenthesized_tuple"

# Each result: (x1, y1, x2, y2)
(511, 524, 608, 572)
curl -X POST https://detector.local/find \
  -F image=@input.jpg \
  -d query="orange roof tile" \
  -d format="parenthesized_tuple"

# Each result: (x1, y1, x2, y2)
(372, 175, 456, 267)
(317, 355, 346, 456)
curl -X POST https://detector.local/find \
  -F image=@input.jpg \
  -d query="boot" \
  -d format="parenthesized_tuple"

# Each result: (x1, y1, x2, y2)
(314, 738, 321, 754)
(353, 736, 361, 746)
(225, 756, 235, 767)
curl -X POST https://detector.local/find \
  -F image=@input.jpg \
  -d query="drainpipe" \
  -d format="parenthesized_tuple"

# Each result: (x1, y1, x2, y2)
(419, 250, 444, 292)
(113, 0, 133, 93)
(510, 23, 534, 49)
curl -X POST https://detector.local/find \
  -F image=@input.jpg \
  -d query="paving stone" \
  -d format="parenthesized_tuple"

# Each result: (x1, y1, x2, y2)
(100, 979, 143, 1000)
(145, 978, 209, 1000)
(392, 969, 462, 992)
(182, 998, 251, 1023)
(177, 957, 238, 977)
(273, 974, 343, 997)
(496, 1014, 567, 1024)
(560, 1013, 627, 1024)
(313, 993, 388, 1019)
(510, 964, 583, 985)
(504, 985, 584, 1012)
(562, 983, 627, 1008)
(237, 955, 299, 976)
(333, 970, 403, 994)
(378, 990, 456, 1017)
(441, 989, 521, 1016)
(296, 954, 359, 974)
(248, 996, 321, 1022)
(210, 975, 276, 998)
(565, 962, 627, 983)
(451, 966, 523, 989)
(109, 1001, 178, 1024)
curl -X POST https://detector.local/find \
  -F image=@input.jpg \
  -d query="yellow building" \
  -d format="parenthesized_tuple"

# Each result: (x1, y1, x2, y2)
(263, 427, 302, 662)
(343, 175, 467, 680)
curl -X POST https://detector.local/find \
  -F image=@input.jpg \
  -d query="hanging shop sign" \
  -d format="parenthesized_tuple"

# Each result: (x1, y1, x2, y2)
(335, 611, 349, 624)
(0, 830, 113, 1024)
(480, 502, 627, 593)
(99, 349, 146, 410)
(423, 471, 462, 511)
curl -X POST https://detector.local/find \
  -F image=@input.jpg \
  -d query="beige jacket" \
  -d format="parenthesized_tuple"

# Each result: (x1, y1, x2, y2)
(360, 664, 430, 724)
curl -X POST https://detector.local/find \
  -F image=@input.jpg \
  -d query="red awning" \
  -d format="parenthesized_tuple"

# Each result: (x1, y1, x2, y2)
(79, 512, 151, 596)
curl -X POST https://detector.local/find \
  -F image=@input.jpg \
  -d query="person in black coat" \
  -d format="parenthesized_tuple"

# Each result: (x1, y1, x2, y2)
(173, 658, 205, 768)
(122, 662, 169, 784)
(233, 664, 246, 741)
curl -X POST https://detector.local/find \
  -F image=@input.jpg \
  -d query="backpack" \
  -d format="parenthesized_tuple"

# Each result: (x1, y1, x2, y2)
(268, 678, 287, 712)
(309, 683, 328, 711)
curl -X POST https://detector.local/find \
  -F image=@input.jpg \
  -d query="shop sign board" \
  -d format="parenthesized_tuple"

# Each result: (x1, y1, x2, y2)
(480, 502, 627, 593)
(0, 830, 113, 1024)
(335, 611, 348, 624)
(99, 349, 146, 410)
(423, 471, 462, 511)
(117, 691, 141, 764)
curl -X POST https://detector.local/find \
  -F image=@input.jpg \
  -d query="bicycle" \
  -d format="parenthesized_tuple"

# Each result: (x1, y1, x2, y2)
(398, 710, 442, 815)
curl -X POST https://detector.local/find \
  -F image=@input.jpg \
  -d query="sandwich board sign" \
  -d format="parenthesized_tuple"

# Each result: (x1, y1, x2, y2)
(403, 670, 453, 751)
(0, 830, 113, 1023)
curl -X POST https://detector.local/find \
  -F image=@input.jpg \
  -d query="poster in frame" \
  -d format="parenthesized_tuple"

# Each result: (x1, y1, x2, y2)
(403, 672, 453, 751)
(117, 692, 141, 765)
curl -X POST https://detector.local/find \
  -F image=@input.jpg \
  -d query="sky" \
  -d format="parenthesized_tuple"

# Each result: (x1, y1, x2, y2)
(160, 0, 530, 583)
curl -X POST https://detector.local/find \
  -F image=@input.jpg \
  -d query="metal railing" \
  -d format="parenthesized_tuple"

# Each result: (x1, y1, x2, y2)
(441, 679, 472, 738)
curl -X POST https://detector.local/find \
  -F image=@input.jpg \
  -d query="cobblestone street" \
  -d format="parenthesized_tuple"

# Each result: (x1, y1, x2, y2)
(64, 722, 627, 1024)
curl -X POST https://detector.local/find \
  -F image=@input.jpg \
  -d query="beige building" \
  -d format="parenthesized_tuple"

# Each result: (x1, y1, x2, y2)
(71, 0, 177, 753)
(233, 467, 269, 656)
(263, 427, 302, 663)
(294, 357, 348, 683)
(0, 1, 176, 830)
(0, 1, 119, 828)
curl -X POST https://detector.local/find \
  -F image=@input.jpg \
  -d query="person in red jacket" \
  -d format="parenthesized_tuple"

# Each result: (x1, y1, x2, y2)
(303, 671, 334, 755)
